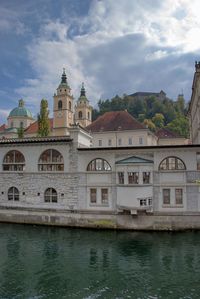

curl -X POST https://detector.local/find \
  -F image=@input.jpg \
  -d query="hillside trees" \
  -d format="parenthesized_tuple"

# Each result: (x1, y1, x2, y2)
(92, 93, 189, 137)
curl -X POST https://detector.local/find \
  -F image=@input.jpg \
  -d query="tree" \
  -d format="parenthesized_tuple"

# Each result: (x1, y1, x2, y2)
(175, 94, 185, 115)
(152, 113, 165, 128)
(143, 119, 156, 131)
(138, 114, 146, 123)
(167, 116, 189, 138)
(38, 99, 50, 137)
(17, 127, 24, 138)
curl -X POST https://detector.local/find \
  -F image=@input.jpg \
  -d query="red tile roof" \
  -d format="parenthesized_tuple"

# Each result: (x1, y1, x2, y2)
(86, 111, 146, 132)
(0, 124, 6, 132)
(156, 128, 181, 138)
(25, 118, 53, 134)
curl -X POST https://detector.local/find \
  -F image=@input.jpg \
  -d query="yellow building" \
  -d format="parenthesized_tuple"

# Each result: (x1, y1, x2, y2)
(53, 69, 74, 136)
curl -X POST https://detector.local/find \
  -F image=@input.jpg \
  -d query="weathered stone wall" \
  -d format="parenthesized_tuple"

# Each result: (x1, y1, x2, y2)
(1, 207, 200, 230)
(0, 172, 79, 209)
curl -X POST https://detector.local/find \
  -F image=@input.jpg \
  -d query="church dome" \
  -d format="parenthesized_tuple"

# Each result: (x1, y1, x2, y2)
(9, 99, 33, 118)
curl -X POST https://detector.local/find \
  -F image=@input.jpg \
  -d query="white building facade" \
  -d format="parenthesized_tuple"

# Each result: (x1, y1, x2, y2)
(0, 133, 199, 229)
(0, 66, 198, 229)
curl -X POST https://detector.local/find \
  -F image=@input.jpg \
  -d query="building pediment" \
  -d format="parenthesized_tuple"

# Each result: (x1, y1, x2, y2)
(115, 156, 153, 165)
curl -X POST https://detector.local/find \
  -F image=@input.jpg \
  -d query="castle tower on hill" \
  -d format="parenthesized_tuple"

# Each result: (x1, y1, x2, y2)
(53, 69, 74, 136)
(75, 83, 93, 127)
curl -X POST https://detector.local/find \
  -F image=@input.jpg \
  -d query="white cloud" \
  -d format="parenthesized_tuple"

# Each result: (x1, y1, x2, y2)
(15, 0, 200, 115)
(0, 7, 27, 35)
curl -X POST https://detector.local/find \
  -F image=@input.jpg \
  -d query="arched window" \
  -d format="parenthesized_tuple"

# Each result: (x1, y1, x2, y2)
(3, 150, 25, 171)
(38, 149, 64, 171)
(8, 187, 19, 201)
(87, 158, 111, 171)
(20, 121, 23, 128)
(58, 100, 62, 110)
(79, 111, 83, 119)
(88, 112, 90, 119)
(69, 101, 71, 110)
(44, 188, 57, 203)
(159, 156, 186, 170)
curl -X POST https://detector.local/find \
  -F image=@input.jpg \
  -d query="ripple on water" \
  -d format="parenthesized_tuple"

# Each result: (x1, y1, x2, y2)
(0, 226, 200, 298)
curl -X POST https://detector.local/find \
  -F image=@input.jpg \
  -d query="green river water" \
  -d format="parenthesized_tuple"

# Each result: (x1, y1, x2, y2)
(0, 223, 200, 299)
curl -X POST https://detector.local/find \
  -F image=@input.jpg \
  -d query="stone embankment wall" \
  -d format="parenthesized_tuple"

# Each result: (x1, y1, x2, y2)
(1, 207, 200, 230)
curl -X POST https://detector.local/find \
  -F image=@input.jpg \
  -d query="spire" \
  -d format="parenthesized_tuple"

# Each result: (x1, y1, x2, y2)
(61, 68, 67, 84)
(80, 82, 86, 97)
(58, 68, 70, 90)
(19, 99, 24, 107)
(78, 82, 89, 103)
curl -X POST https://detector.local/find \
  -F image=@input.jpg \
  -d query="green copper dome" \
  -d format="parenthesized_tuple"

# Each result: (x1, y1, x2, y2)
(78, 82, 89, 103)
(9, 99, 33, 118)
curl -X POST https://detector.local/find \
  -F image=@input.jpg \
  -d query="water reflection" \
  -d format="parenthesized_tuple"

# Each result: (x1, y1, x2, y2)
(1, 236, 26, 298)
(0, 225, 200, 298)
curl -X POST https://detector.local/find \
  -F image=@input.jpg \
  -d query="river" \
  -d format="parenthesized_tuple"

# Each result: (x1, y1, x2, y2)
(0, 223, 199, 298)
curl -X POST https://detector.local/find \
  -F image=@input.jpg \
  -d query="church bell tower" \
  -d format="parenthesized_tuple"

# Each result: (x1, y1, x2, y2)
(75, 83, 92, 128)
(53, 69, 74, 136)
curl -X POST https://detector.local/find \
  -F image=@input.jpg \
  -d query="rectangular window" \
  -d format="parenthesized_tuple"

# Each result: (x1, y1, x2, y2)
(90, 188, 97, 204)
(128, 172, 139, 184)
(98, 140, 102, 146)
(118, 172, 124, 184)
(101, 188, 108, 204)
(148, 198, 152, 206)
(139, 137, 143, 145)
(128, 138, 132, 145)
(140, 199, 147, 206)
(175, 189, 183, 205)
(163, 189, 170, 205)
(143, 172, 150, 184)
(108, 139, 112, 146)
(118, 138, 122, 146)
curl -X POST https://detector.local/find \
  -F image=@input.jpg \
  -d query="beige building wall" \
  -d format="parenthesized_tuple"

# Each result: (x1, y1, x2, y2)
(90, 129, 157, 147)
(7, 116, 34, 129)
(75, 103, 92, 128)
(158, 138, 189, 145)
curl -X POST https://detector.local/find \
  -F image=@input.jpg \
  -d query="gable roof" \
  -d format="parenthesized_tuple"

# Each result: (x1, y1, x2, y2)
(25, 118, 53, 134)
(116, 156, 153, 164)
(156, 128, 181, 139)
(86, 111, 146, 132)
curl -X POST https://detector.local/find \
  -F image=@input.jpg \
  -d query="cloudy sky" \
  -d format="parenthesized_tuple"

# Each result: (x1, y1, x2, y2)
(0, 0, 200, 123)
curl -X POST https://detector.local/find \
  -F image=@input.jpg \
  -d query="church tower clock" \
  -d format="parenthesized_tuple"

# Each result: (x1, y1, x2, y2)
(53, 69, 74, 136)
